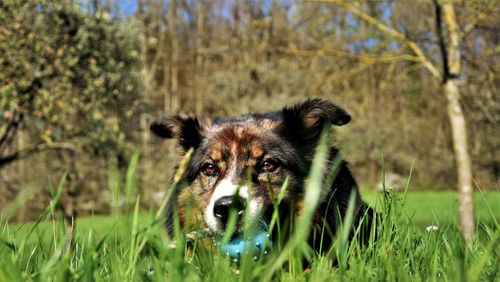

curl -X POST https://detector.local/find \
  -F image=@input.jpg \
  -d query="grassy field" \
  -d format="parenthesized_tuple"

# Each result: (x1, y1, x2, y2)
(10, 190, 498, 238)
(362, 190, 500, 228)
(1, 191, 499, 281)
(1, 151, 498, 281)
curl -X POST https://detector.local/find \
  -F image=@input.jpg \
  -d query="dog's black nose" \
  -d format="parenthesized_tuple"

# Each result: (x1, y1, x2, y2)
(213, 196, 246, 225)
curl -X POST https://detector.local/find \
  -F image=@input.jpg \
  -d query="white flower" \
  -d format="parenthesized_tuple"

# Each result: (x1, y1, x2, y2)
(425, 225, 439, 232)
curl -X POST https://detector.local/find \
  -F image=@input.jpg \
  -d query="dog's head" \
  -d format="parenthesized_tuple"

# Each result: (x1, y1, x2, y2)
(151, 98, 351, 236)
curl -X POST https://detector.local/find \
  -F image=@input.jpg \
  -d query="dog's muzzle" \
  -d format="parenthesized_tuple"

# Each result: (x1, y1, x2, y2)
(213, 195, 246, 230)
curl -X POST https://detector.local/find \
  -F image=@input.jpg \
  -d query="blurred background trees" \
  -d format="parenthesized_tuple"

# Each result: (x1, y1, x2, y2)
(1, 0, 498, 228)
(0, 0, 140, 219)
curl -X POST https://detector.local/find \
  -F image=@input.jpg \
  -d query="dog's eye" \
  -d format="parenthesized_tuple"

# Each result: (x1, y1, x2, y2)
(259, 160, 278, 173)
(201, 163, 218, 177)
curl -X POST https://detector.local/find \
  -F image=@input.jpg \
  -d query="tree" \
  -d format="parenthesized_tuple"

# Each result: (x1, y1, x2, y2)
(0, 0, 140, 227)
(436, 0, 475, 242)
(0, 0, 140, 167)
(321, 0, 490, 242)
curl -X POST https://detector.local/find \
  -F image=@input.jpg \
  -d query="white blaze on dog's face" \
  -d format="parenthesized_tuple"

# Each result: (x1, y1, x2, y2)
(194, 123, 298, 234)
(149, 99, 352, 236)
(203, 167, 259, 232)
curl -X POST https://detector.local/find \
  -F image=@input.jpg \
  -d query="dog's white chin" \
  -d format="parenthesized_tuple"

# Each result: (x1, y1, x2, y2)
(204, 178, 262, 233)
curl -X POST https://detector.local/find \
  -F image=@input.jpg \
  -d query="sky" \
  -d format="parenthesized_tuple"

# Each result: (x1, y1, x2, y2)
(118, 0, 138, 15)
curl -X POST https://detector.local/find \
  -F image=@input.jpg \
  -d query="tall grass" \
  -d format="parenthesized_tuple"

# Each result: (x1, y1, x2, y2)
(0, 143, 498, 281)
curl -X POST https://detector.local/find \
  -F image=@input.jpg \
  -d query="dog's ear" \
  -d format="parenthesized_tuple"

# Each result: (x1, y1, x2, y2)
(280, 98, 351, 148)
(150, 114, 206, 151)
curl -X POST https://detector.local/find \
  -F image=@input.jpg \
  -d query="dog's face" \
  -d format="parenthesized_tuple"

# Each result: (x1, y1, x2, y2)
(151, 99, 351, 236)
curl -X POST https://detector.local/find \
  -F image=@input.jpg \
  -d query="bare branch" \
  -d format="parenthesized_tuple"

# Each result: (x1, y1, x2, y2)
(443, 2, 461, 76)
(0, 142, 76, 168)
(278, 46, 421, 64)
(433, 0, 449, 80)
(312, 0, 442, 78)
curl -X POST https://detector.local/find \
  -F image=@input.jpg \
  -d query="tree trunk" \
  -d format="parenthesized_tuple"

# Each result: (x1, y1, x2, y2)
(137, 0, 151, 185)
(58, 150, 78, 253)
(16, 128, 26, 179)
(195, 0, 205, 115)
(442, 2, 475, 242)
(445, 80, 475, 242)
(167, 0, 179, 112)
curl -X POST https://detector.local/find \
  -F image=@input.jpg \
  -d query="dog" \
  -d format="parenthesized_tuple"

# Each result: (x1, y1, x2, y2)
(150, 98, 375, 255)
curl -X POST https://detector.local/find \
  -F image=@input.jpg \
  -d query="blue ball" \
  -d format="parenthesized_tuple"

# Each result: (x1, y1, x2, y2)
(215, 230, 272, 261)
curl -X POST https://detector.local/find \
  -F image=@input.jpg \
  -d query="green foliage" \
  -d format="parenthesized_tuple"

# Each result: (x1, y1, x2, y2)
(0, 0, 140, 155)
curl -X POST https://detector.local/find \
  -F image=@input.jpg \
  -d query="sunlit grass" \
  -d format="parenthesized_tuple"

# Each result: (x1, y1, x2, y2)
(1, 143, 498, 281)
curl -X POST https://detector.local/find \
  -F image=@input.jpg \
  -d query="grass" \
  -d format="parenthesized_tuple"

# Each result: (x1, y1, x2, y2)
(362, 190, 500, 228)
(1, 144, 498, 281)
